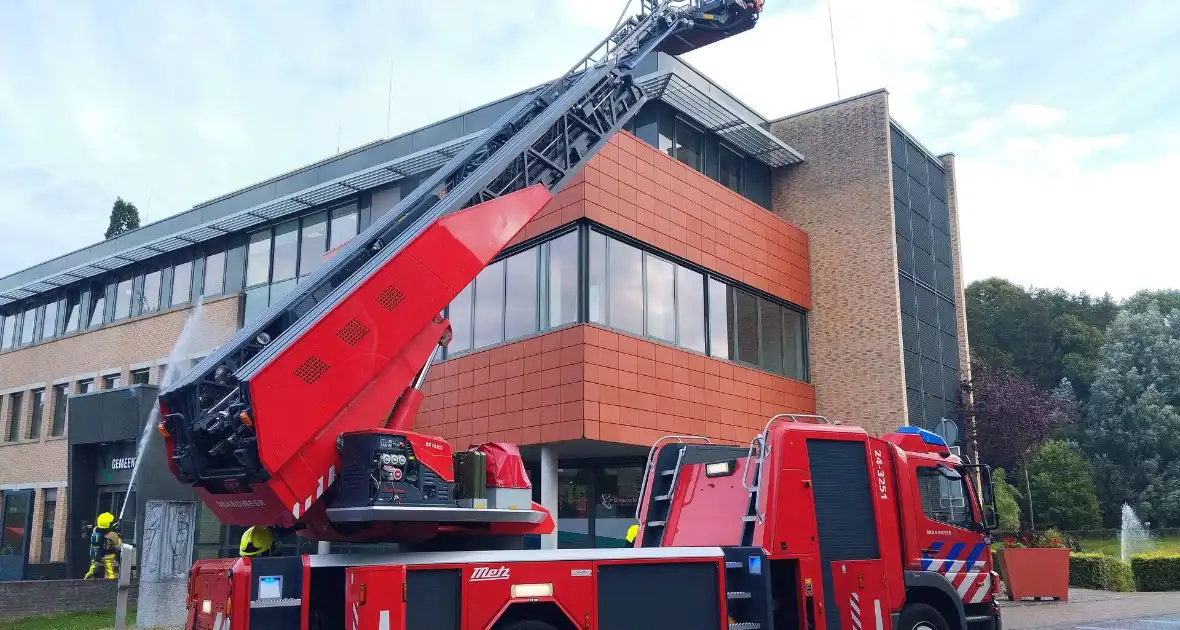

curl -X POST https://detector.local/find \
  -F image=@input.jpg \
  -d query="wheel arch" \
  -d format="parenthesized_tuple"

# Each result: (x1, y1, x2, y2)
(903, 571, 967, 630)
(490, 601, 580, 630)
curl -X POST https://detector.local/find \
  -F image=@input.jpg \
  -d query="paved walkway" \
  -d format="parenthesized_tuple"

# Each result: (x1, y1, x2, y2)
(1002, 589, 1180, 630)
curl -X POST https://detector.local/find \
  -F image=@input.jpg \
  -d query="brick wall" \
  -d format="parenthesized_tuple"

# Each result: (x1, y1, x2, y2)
(511, 130, 810, 309)
(418, 324, 816, 448)
(767, 90, 908, 436)
(0, 295, 239, 562)
(0, 578, 137, 620)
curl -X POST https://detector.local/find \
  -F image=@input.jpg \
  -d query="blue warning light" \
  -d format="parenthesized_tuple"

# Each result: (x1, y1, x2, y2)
(896, 426, 948, 448)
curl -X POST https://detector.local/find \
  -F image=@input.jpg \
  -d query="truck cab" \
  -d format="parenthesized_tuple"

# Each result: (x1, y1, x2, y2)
(633, 415, 1001, 630)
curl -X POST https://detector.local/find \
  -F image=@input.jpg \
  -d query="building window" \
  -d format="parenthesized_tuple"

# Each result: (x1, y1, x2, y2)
(719, 145, 743, 193)
(19, 306, 36, 345)
(113, 279, 133, 320)
(473, 260, 506, 349)
(246, 230, 272, 288)
(40, 300, 59, 341)
(29, 389, 44, 439)
(63, 292, 81, 333)
(604, 239, 643, 335)
(504, 249, 539, 341)
(103, 374, 121, 389)
(548, 232, 579, 328)
(140, 268, 163, 314)
(676, 266, 706, 353)
(1, 312, 16, 349)
(203, 250, 226, 297)
(77, 379, 94, 394)
(6, 393, 22, 442)
(172, 260, 193, 307)
(39, 488, 57, 563)
(0, 490, 31, 558)
(131, 369, 151, 385)
(87, 286, 107, 328)
(442, 224, 807, 379)
(448, 285, 473, 355)
(673, 118, 704, 171)
(271, 220, 299, 284)
(329, 206, 358, 249)
(51, 384, 68, 437)
(299, 211, 328, 280)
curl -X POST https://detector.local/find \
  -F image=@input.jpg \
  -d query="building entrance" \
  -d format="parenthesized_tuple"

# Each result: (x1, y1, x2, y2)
(95, 488, 136, 544)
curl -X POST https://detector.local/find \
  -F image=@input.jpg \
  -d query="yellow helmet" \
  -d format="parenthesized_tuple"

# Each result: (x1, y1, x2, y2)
(240, 526, 275, 558)
(625, 524, 639, 544)
(96, 512, 115, 529)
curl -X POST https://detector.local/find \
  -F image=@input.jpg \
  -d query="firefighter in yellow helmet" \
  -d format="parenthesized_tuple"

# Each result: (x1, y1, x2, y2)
(239, 526, 278, 558)
(625, 524, 639, 548)
(84, 512, 122, 579)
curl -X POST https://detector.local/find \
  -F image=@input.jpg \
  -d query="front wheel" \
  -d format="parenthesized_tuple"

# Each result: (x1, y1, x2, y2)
(897, 603, 950, 630)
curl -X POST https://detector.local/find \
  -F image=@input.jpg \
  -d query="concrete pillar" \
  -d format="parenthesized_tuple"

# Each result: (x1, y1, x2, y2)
(540, 446, 559, 550)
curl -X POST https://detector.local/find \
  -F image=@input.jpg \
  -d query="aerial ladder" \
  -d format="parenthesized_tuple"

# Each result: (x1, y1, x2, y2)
(157, 0, 767, 544)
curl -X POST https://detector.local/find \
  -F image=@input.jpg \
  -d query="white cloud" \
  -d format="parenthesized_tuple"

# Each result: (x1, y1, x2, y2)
(1006, 104, 1067, 128)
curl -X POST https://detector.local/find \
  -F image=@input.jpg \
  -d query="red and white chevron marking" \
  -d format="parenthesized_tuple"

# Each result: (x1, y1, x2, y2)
(292, 465, 337, 519)
(941, 560, 992, 604)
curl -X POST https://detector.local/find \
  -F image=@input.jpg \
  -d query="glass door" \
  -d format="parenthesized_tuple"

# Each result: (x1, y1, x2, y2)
(96, 489, 136, 544)
(0, 489, 34, 581)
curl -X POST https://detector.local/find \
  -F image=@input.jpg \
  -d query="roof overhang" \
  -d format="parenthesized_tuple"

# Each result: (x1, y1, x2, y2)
(0, 135, 477, 306)
(637, 71, 804, 168)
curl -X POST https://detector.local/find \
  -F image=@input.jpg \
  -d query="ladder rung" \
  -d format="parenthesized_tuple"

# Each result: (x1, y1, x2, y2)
(661, 469, 676, 476)
(729, 623, 761, 630)
(727, 591, 751, 599)
(647, 520, 666, 527)
(742, 516, 757, 522)
(725, 561, 743, 569)
(654, 494, 671, 501)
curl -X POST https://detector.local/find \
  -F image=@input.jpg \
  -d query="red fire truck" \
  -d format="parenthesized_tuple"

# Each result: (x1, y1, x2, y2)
(157, 1, 1002, 629)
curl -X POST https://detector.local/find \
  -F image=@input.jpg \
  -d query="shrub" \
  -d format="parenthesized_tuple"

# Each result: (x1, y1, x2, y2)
(1131, 553, 1180, 592)
(993, 468, 1022, 532)
(1024, 440, 1102, 530)
(1069, 552, 1134, 592)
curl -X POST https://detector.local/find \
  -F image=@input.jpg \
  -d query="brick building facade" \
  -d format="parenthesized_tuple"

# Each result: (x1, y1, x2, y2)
(0, 53, 967, 566)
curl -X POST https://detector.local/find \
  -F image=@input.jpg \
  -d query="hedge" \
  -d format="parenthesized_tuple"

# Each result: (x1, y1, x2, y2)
(1069, 552, 1134, 592)
(1131, 553, 1180, 592)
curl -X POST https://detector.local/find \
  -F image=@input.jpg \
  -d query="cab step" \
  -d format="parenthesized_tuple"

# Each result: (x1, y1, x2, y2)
(729, 624, 761, 630)
(727, 591, 751, 599)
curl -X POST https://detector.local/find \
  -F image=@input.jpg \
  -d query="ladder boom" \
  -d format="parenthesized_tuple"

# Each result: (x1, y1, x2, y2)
(158, 0, 765, 527)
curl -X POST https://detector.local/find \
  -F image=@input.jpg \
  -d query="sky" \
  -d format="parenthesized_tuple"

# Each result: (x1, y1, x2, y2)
(0, 0, 1177, 300)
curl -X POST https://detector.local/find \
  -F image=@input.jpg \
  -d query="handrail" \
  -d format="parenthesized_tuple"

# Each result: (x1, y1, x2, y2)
(634, 434, 713, 520)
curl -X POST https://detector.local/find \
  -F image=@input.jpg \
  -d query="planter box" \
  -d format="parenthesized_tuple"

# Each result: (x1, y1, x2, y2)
(999, 547, 1070, 601)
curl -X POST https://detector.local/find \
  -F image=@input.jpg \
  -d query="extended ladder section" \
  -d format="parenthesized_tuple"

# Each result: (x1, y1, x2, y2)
(157, 1, 766, 523)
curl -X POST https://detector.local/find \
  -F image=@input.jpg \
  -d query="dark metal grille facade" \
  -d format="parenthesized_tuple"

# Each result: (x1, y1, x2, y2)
(891, 124, 961, 433)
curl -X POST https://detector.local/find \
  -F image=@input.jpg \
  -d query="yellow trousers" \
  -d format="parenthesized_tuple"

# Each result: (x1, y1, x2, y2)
(84, 555, 117, 579)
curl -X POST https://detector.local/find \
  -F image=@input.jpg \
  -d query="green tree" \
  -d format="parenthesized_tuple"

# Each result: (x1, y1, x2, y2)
(104, 197, 141, 239)
(965, 278, 1117, 402)
(992, 468, 1022, 532)
(1022, 440, 1102, 530)
(1085, 300, 1180, 527)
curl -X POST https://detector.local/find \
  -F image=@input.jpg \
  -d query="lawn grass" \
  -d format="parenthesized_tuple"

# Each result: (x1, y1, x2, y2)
(1078, 535, 1180, 558)
(0, 610, 136, 630)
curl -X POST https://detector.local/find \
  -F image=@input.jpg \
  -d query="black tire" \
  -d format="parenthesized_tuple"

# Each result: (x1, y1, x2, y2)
(499, 621, 559, 630)
(897, 603, 950, 630)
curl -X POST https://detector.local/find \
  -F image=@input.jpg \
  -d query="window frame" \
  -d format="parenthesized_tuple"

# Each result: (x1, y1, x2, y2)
(915, 465, 975, 531)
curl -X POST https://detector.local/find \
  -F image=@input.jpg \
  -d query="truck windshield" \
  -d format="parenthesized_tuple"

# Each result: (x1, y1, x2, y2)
(916, 466, 974, 530)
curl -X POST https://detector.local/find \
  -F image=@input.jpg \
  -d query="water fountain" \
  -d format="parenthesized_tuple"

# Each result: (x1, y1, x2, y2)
(1119, 503, 1153, 563)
